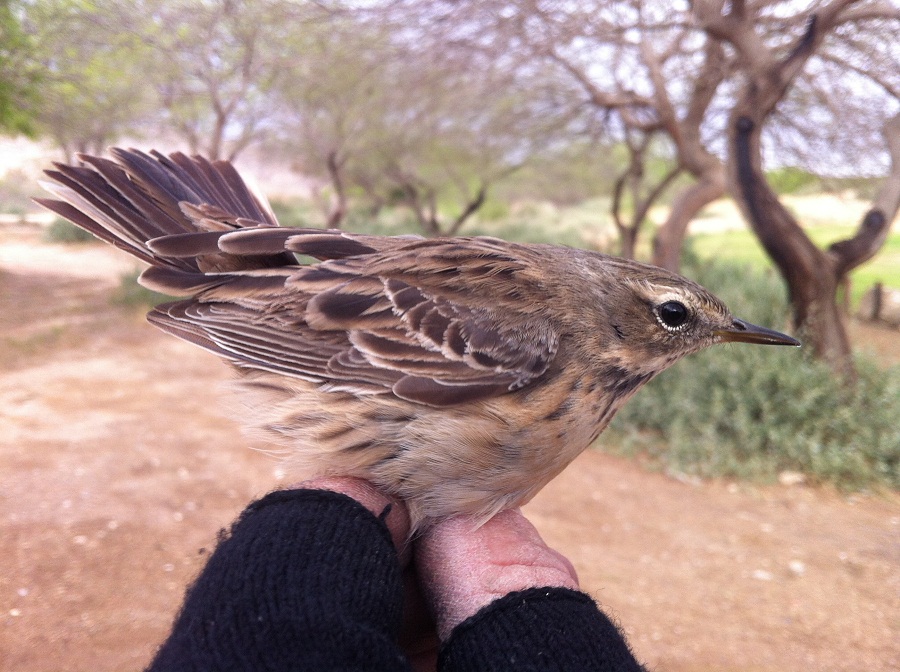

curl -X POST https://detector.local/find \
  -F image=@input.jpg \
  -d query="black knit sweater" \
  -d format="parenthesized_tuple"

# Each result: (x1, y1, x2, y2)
(147, 489, 644, 671)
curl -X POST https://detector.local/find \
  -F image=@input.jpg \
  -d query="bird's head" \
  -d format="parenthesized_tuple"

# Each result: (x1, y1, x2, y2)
(563, 254, 800, 378)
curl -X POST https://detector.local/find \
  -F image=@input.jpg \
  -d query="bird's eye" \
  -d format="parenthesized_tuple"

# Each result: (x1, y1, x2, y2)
(657, 301, 689, 329)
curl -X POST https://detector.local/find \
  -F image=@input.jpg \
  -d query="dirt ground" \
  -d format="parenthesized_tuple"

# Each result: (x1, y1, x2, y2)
(1, 226, 898, 671)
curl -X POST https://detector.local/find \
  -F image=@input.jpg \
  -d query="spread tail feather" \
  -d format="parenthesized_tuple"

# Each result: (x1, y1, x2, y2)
(36, 148, 426, 287)
(36, 148, 293, 277)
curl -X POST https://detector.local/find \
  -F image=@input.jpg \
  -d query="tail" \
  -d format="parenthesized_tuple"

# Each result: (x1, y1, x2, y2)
(36, 149, 424, 291)
(35, 148, 297, 277)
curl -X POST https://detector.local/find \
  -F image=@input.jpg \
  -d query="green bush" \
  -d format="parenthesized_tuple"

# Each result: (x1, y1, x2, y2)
(43, 218, 97, 244)
(111, 269, 177, 309)
(606, 260, 900, 491)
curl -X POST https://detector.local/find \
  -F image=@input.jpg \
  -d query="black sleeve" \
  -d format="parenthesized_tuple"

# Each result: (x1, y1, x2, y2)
(146, 489, 411, 672)
(439, 587, 646, 672)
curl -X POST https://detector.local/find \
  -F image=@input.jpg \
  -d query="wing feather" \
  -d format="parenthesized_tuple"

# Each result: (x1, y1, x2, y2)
(145, 244, 560, 406)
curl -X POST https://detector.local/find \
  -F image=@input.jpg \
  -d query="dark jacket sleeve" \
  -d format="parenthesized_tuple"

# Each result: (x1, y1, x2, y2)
(439, 587, 646, 672)
(146, 489, 411, 672)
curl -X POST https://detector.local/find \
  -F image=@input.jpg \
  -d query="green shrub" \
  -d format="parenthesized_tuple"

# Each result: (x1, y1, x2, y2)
(111, 269, 177, 309)
(43, 218, 97, 244)
(606, 260, 900, 490)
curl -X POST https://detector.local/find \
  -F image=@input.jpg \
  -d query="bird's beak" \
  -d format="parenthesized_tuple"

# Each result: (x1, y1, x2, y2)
(716, 319, 801, 346)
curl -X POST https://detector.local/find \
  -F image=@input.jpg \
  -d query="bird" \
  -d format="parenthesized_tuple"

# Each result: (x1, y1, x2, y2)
(37, 148, 800, 530)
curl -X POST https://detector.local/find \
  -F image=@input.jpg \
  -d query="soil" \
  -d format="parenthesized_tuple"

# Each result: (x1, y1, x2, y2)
(1, 226, 898, 672)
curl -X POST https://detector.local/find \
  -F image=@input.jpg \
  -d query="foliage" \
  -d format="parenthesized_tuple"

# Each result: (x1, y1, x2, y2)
(43, 218, 96, 243)
(26, 0, 156, 158)
(0, 0, 41, 136)
(269, 199, 318, 228)
(143, 0, 303, 160)
(607, 261, 900, 490)
(819, 175, 884, 201)
(269, 7, 578, 234)
(494, 139, 621, 206)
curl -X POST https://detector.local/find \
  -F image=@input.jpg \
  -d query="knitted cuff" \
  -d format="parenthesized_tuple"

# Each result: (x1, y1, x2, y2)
(438, 586, 645, 672)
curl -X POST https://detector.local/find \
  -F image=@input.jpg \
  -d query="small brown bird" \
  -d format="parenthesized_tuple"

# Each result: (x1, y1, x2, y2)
(38, 149, 799, 529)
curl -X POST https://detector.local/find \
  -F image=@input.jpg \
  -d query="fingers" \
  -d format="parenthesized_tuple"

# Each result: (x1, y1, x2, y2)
(415, 508, 580, 641)
(290, 477, 411, 555)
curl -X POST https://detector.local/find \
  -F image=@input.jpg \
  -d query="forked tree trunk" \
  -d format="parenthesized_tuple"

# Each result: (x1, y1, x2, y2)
(706, 3, 900, 380)
(730, 110, 900, 380)
(648, 38, 730, 271)
(731, 116, 852, 374)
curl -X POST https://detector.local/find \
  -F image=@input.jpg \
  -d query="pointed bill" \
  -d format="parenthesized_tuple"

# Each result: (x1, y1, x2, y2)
(716, 319, 800, 346)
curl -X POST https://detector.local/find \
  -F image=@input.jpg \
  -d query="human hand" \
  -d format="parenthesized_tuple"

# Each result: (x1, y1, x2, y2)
(298, 478, 580, 671)
(415, 509, 580, 641)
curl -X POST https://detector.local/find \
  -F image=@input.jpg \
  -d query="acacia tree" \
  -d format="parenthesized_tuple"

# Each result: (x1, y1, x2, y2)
(694, 0, 900, 377)
(25, 0, 155, 159)
(269, 14, 399, 227)
(274, 6, 570, 234)
(441, 0, 732, 265)
(372, 48, 559, 236)
(139, 0, 314, 161)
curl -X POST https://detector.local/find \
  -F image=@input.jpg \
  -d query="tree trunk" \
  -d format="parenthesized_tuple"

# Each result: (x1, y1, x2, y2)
(730, 113, 855, 380)
(619, 227, 638, 259)
(209, 112, 226, 162)
(652, 165, 725, 271)
(710, 3, 900, 380)
(325, 150, 347, 229)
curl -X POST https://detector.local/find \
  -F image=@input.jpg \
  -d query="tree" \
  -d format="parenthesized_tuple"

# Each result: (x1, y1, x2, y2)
(25, 0, 154, 159)
(0, 0, 40, 136)
(140, 0, 314, 161)
(526, 2, 732, 268)
(274, 5, 570, 234)
(610, 125, 682, 259)
(694, 0, 900, 378)
(371, 48, 554, 236)
(269, 13, 398, 227)
(440, 0, 732, 265)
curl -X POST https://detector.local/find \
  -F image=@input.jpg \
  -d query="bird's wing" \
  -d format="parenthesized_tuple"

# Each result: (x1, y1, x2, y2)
(144, 233, 560, 407)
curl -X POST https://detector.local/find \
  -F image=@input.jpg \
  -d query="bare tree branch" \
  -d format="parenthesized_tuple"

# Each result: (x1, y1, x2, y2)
(830, 112, 900, 277)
